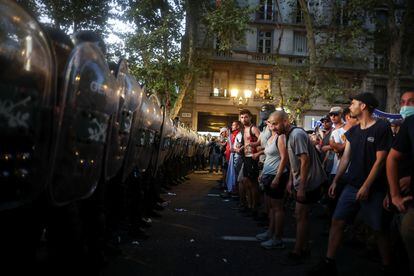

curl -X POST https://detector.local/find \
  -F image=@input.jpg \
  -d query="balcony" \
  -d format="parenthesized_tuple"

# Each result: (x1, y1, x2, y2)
(253, 92, 274, 101)
(210, 50, 308, 66)
(254, 11, 278, 24)
(210, 88, 230, 99)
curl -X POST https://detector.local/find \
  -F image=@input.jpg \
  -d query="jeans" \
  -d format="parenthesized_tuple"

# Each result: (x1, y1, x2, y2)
(209, 153, 220, 172)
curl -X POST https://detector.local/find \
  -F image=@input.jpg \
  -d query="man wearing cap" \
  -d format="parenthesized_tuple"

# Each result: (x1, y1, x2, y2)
(320, 115, 334, 175)
(325, 108, 358, 221)
(327, 107, 345, 189)
(309, 92, 393, 275)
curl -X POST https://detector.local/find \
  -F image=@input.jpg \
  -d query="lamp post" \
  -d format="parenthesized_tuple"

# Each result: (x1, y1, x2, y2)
(230, 88, 252, 107)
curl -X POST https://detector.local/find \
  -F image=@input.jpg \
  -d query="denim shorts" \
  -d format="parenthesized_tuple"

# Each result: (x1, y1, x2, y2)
(333, 184, 387, 231)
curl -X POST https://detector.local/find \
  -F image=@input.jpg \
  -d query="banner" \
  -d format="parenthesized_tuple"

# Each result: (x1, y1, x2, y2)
(373, 109, 402, 121)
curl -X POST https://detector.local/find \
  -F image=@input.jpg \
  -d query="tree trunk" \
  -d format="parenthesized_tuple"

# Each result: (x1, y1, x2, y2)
(297, 0, 317, 118)
(298, 0, 317, 82)
(386, 2, 404, 113)
(169, 0, 198, 119)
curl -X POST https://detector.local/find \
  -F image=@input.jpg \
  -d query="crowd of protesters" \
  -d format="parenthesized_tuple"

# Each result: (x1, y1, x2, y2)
(208, 91, 414, 275)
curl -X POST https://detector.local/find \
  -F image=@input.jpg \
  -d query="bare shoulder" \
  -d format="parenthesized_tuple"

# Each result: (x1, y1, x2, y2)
(252, 125, 261, 135)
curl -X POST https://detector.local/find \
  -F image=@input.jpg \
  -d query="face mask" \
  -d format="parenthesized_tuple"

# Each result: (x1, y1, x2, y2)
(400, 106, 414, 119)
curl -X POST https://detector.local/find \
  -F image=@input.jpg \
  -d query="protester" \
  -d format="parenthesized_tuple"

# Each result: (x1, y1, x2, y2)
(219, 127, 229, 182)
(208, 137, 222, 174)
(320, 115, 335, 175)
(386, 90, 414, 274)
(240, 109, 261, 217)
(255, 112, 289, 249)
(309, 92, 393, 275)
(224, 121, 243, 196)
(271, 110, 327, 264)
(325, 107, 359, 217)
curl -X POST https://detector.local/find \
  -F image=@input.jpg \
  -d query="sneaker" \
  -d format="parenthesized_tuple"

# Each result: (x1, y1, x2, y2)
(256, 230, 270, 241)
(260, 238, 285, 249)
(307, 258, 337, 276)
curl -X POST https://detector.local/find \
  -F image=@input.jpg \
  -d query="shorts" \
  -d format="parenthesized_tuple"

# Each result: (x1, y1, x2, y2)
(243, 157, 259, 181)
(332, 184, 387, 232)
(292, 185, 322, 205)
(261, 172, 289, 199)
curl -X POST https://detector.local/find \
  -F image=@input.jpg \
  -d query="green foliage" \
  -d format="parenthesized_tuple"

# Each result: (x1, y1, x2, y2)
(272, 0, 370, 119)
(125, 0, 186, 106)
(203, 0, 256, 52)
(41, 0, 111, 32)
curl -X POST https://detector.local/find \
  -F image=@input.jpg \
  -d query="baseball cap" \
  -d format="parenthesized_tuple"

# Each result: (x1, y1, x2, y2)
(219, 127, 227, 134)
(351, 92, 379, 109)
(320, 115, 331, 123)
(329, 106, 343, 115)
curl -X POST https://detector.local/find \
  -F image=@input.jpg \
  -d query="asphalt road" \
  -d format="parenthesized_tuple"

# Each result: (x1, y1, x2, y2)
(103, 172, 391, 276)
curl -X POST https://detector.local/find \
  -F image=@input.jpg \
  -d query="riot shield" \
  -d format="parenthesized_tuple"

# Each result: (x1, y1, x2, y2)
(121, 79, 145, 181)
(0, 0, 57, 210)
(159, 117, 174, 165)
(48, 42, 119, 206)
(148, 94, 163, 173)
(131, 93, 158, 173)
(105, 59, 140, 180)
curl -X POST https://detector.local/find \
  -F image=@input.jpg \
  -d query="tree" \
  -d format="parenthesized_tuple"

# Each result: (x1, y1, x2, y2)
(125, 0, 186, 111)
(40, 0, 111, 33)
(170, 0, 201, 119)
(272, 0, 369, 121)
(203, 0, 254, 52)
(383, 0, 414, 112)
(171, 0, 254, 119)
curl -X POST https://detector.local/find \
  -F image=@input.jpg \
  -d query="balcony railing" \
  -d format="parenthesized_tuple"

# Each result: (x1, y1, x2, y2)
(211, 50, 309, 66)
(255, 11, 278, 23)
(210, 89, 230, 98)
(253, 92, 274, 101)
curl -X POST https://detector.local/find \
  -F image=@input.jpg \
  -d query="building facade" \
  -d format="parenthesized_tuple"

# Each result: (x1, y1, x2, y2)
(178, 0, 414, 132)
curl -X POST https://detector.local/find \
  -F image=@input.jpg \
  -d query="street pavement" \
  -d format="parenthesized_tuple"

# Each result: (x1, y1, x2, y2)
(103, 172, 389, 276)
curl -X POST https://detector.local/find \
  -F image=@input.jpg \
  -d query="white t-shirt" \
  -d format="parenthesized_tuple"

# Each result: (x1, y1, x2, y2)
(330, 127, 346, 175)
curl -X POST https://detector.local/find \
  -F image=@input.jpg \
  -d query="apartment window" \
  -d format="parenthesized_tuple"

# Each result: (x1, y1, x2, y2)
(255, 73, 272, 99)
(215, 37, 221, 50)
(335, 0, 349, 26)
(296, 0, 304, 23)
(258, 31, 272, 54)
(293, 32, 307, 54)
(373, 54, 387, 71)
(258, 0, 275, 21)
(212, 70, 229, 97)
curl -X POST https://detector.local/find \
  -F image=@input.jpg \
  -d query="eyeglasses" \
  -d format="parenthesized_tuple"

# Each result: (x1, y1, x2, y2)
(329, 113, 339, 117)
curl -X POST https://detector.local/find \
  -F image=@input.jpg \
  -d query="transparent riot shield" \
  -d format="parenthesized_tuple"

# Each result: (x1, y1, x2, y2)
(121, 80, 145, 182)
(0, 0, 57, 210)
(104, 59, 140, 180)
(48, 42, 118, 206)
